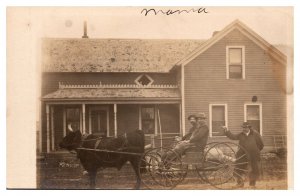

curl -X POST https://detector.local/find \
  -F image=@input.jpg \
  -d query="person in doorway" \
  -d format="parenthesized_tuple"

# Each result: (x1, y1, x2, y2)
(67, 122, 74, 132)
(222, 122, 264, 189)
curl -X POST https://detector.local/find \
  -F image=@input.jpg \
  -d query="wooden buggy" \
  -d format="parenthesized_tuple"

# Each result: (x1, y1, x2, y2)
(139, 141, 250, 189)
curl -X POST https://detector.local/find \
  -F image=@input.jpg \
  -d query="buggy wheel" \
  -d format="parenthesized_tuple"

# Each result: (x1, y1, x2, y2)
(201, 142, 250, 189)
(195, 142, 219, 183)
(139, 147, 187, 189)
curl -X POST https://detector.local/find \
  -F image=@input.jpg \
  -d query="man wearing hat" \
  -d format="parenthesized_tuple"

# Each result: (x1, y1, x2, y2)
(164, 112, 209, 160)
(222, 122, 264, 189)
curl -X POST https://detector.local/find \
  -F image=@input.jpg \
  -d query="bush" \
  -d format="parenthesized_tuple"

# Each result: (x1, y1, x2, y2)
(260, 151, 287, 180)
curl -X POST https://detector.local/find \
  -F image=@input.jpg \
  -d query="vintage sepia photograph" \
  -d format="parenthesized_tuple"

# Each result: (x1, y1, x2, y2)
(6, 6, 293, 190)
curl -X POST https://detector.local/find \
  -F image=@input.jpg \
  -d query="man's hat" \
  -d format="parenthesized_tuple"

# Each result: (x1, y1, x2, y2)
(187, 114, 196, 120)
(196, 112, 206, 119)
(241, 122, 251, 128)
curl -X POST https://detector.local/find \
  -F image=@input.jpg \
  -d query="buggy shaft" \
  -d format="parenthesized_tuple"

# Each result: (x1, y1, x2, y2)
(77, 147, 143, 156)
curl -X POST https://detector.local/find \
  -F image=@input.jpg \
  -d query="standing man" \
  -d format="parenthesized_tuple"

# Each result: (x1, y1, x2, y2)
(165, 113, 209, 160)
(222, 122, 264, 189)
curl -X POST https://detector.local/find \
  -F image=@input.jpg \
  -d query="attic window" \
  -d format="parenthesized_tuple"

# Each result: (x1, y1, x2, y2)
(226, 46, 245, 79)
(135, 74, 154, 86)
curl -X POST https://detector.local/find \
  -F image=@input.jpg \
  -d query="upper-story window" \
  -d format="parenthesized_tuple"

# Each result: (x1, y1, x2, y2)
(226, 46, 245, 79)
(135, 74, 154, 86)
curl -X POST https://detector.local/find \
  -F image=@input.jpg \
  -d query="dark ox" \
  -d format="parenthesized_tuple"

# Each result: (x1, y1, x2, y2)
(59, 129, 145, 189)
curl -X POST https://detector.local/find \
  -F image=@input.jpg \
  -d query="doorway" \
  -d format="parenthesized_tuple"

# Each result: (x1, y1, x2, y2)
(89, 106, 109, 137)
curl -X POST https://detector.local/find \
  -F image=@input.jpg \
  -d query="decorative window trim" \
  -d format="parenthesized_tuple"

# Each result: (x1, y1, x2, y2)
(226, 46, 245, 79)
(244, 103, 263, 135)
(209, 103, 228, 137)
(135, 74, 154, 86)
(139, 105, 157, 135)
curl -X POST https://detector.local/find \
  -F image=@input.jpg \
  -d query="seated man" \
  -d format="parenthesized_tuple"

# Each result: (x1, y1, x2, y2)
(164, 113, 209, 161)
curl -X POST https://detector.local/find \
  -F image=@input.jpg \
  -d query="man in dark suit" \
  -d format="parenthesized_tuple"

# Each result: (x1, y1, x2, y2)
(164, 113, 209, 160)
(222, 122, 264, 189)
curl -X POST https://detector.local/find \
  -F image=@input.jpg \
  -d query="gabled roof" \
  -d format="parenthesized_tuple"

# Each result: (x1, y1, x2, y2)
(42, 38, 205, 73)
(175, 19, 287, 66)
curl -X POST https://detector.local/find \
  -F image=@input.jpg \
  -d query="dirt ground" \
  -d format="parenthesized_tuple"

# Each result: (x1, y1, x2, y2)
(37, 162, 288, 190)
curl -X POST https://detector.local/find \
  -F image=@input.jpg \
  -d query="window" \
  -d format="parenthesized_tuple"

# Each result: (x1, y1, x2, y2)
(244, 104, 262, 134)
(140, 105, 156, 134)
(135, 74, 154, 86)
(88, 106, 110, 136)
(66, 107, 80, 132)
(226, 46, 245, 79)
(209, 104, 228, 137)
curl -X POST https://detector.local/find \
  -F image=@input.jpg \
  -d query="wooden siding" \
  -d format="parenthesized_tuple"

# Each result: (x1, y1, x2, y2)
(42, 72, 177, 96)
(184, 29, 287, 148)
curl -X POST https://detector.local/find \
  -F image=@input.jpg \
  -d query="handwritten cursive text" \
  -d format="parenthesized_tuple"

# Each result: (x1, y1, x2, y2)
(141, 8, 208, 16)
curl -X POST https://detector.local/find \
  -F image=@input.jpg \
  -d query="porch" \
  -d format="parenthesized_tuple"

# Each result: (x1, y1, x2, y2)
(40, 83, 182, 153)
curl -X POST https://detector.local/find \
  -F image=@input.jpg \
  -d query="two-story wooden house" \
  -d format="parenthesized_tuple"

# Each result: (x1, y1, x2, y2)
(40, 20, 288, 153)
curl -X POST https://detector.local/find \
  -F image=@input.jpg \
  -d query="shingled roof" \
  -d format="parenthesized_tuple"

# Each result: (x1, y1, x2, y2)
(43, 88, 180, 100)
(42, 38, 205, 73)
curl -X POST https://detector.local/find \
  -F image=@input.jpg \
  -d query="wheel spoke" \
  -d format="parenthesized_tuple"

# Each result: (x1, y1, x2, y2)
(140, 148, 187, 189)
(233, 167, 249, 172)
(202, 142, 250, 189)
(235, 153, 247, 162)
(232, 170, 244, 180)
(231, 161, 249, 166)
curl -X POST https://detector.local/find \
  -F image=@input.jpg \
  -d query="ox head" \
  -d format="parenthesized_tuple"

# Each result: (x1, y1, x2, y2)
(59, 130, 82, 151)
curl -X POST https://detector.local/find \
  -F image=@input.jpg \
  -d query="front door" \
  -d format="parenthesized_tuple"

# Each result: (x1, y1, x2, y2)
(90, 110, 107, 137)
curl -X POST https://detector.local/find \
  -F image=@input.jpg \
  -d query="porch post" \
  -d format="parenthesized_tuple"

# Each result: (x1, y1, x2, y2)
(138, 105, 142, 130)
(181, 65, 186, 136)
(179, 104, 182, 136)
(46, 104, 50, 153)
(38, 103, 42, 153)
(82, 104, 86, 134)
(114, 104, 117, 137)
(63, 106, 66, 136)
(154, 105, 158, 134)
(51, 106, 55, 151)
(80, 109, 82, 133)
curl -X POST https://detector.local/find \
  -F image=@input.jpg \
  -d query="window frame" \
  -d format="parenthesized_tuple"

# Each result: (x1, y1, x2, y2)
(226, 46, 245, 79)
(139, 105, 157, 135)
(244, 103, 263, 135)
(209, 103, 228, 137)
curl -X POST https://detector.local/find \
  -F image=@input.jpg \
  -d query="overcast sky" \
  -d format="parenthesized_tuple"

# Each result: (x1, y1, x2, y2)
(10, 7, 293, 45)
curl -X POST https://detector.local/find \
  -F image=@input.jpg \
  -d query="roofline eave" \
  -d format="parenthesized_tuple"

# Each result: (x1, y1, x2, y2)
(176, 20, 287, 67)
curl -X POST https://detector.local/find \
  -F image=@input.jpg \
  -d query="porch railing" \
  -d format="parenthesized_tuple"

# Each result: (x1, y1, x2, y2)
(59, 82, 178, 89)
